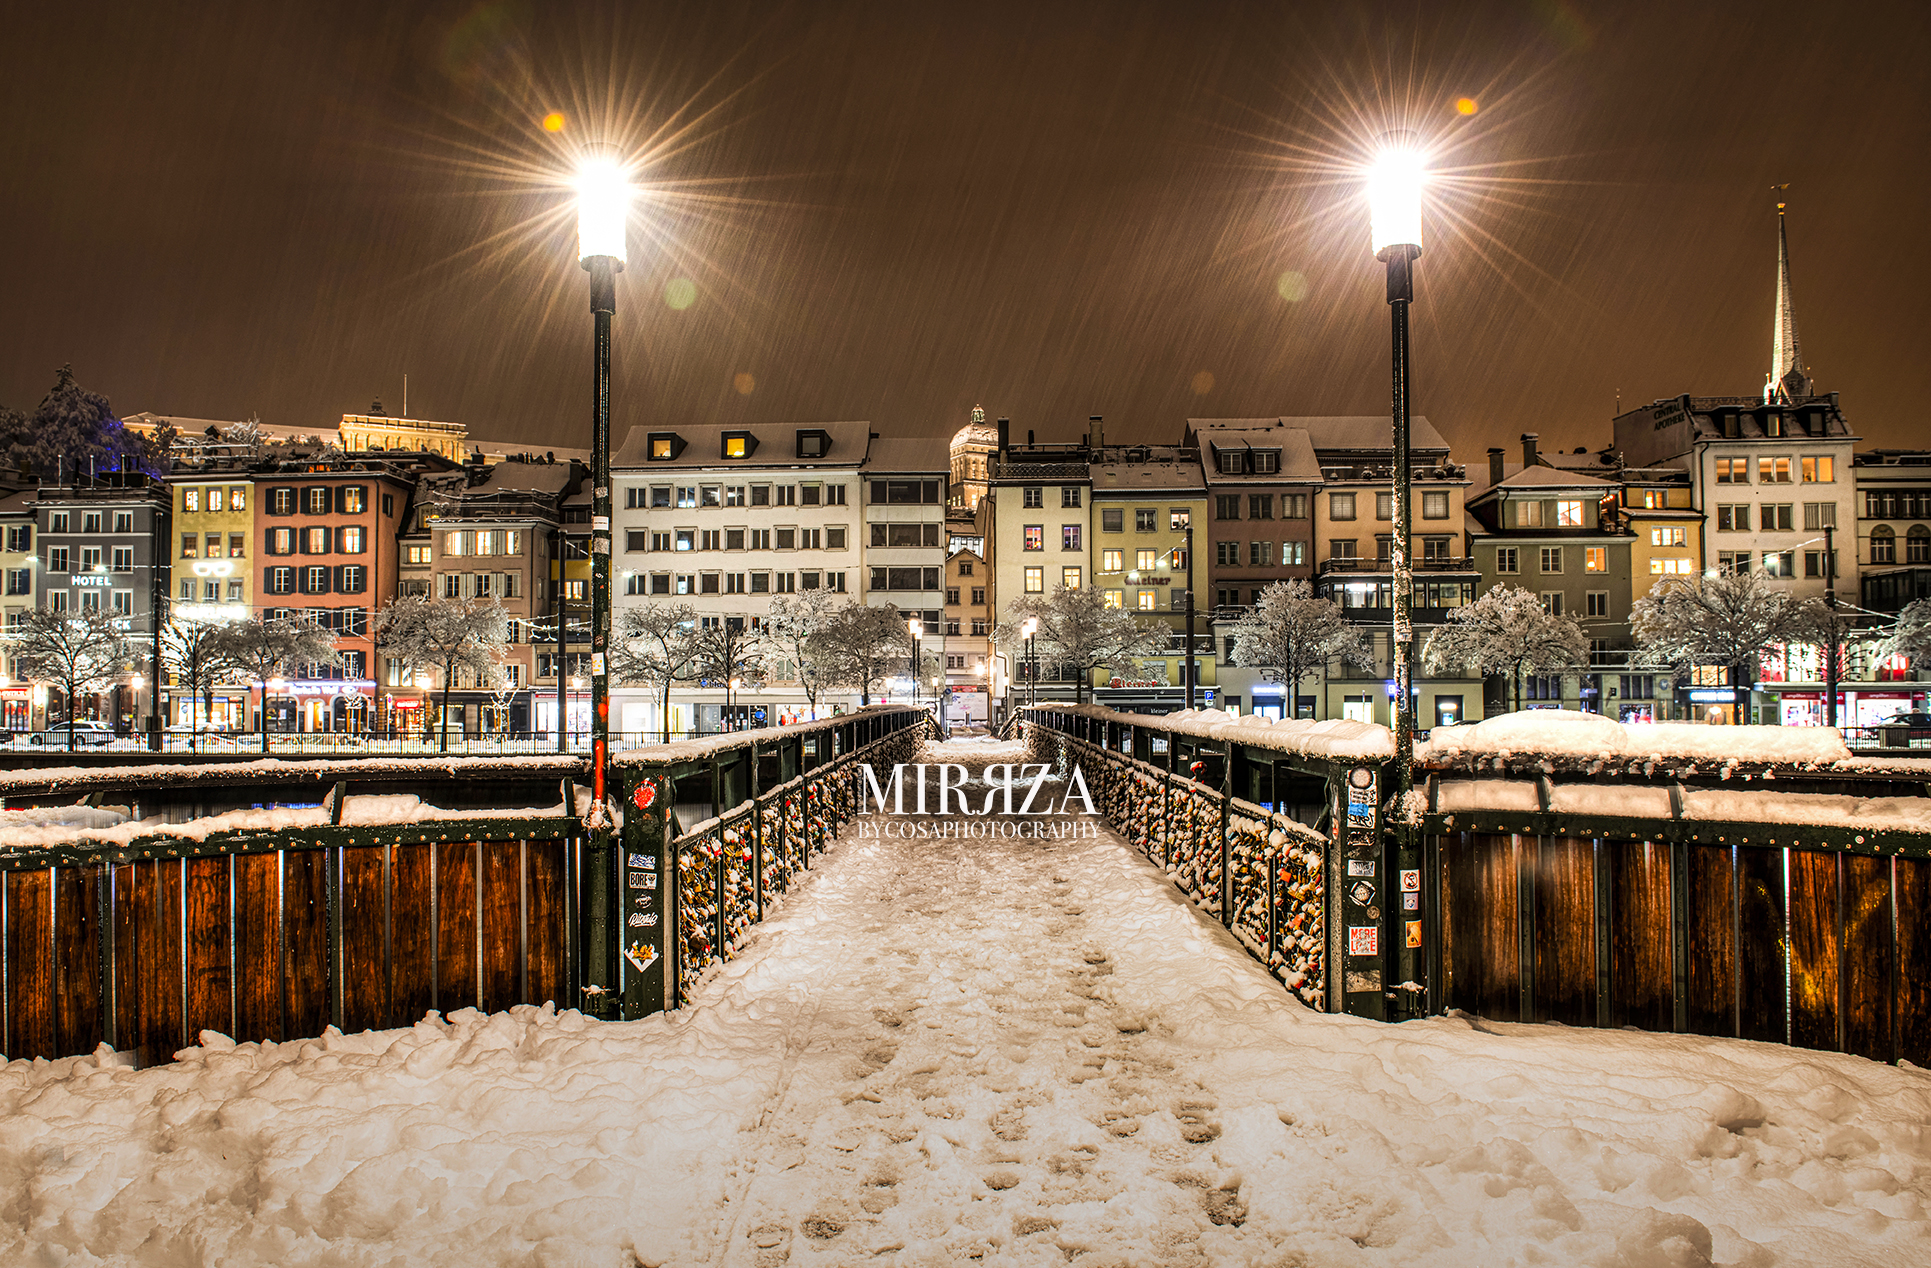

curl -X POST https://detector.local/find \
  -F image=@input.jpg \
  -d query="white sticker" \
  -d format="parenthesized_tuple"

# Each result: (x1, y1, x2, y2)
(1400, 869, 1421, 893)
(592, 653, 606, 675)
(592, 516, 610, 531)
(1348, 926, 1379, 957)
(1347, 859, 1375, 878)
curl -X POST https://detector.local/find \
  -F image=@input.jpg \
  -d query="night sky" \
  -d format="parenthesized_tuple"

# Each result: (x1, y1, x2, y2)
(2, 0, 1924, 456)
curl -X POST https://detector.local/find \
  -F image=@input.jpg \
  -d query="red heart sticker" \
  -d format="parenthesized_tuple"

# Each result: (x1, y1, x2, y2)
(632, 781, 658, 811)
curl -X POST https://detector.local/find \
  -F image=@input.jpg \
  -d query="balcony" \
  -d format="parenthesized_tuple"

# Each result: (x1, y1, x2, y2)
(990, 460, 1091, 482)
(1316, 556, 1476, 576)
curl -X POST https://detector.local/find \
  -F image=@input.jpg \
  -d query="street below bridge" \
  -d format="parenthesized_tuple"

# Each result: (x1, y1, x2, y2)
(1, 736, 1923, 1266)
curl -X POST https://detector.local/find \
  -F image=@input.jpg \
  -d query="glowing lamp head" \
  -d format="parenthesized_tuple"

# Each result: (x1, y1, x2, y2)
(1367, 137, 1425, 259)
(575, 154, 629, 266)
(908, 619, 923, 639)
(1021, 617, 1038, 638)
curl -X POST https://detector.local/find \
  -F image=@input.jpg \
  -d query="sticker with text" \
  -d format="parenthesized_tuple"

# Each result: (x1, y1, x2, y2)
(1348, 925, 1379, 957)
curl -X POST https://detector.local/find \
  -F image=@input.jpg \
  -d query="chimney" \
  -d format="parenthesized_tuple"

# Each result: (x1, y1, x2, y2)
(1089, 415, 1104, 451)
(996, 417, 1010, 461)
(1487, 447, 1505, 487)
(1027, 429, 1036, 447)
(1520, 432, 1539, 468)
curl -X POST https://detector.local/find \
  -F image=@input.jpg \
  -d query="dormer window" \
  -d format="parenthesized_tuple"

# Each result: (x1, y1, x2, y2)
(1251, 450, 1281, 475)
(722, 431, 758, 459)
(648, 433, 685, 462)
(1216, 450, 1243, 475)
(1720, 413, 1740, 439)
(1766, 413, 1784, 438)
(796, 429, 830, 459)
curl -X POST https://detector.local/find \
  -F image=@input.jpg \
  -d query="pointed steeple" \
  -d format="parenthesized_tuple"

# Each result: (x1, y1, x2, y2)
(1767, 197, 1811, 403)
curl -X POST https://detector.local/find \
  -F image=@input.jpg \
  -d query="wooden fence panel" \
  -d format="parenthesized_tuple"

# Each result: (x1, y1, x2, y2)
(480, 840, 521, 1015)
(391, 844, 433, 1028)
(1737, 847, 1787, 1044)
(110, 862, 151, 1063)
(1444, 834, 1519, 1022)
(5, 869, 54, 1060)
(233, 852, 282, 1044)
(135, 860, 186, 1064)
(1788, 849, 1841, 1053)
(340, 845, 387, 1034)
(283, 851, 330, 1042)
(1684, 844, 1736, 1037)
(55, 865, 102, 1059)
(1609, 841, 1672, 1032)
(1841, 853, 1893, 1064)
(1896, 857, 1931, 1067)
(526, 840, 566, 1009)
(1533, 838, 1595, 1026)
(183, 856, 232, 1045)
(436, 842, 478, 1013)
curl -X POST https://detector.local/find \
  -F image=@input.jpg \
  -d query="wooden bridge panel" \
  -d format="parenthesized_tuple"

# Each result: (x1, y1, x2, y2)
(525, 840, 566, 1009)
(1896, 857, 1931, 1067)
(54, 865, 102, 1060)
(479, 840, 521, 1015)
(110, 863, 153, 1064)
(1841, 853, 1893, 1064)
(436, 842, 478, 1012)
(1444, 834, 1519, 1022)
(1788, 849, 1841, 1053)
(6, 868, 55, 1060)
(282, 851, 330, 1042)
(1609, 841, 1671, 1032)
(1736, 847, 1787, 1045)
(1532, 838, 1595, 1026)
(1684, 844, 1736, 1037)
(132, 860, 187, 1065)
(340, 846, 387, 1034)
(183, 856, 233, 1044)
(232, 852, 282, 1044)
(390, 844, 433, 1029)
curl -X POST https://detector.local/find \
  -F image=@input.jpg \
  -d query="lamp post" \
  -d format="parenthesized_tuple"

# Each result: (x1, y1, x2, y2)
(576, 151, 626, 814)
(1823, 523, 1839, 728)
(908, 617, 924, 709)
(1369, 135, 1424, 812)
(1021, 616, 1039, 709)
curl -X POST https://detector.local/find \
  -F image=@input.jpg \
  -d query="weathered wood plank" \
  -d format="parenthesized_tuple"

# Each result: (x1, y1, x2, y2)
(1788, 849, 1842, 1053)
(182, 856, 232, 1043)
(480, 840, 521, 1014)
(1609, 841, 1671, 1032)
(1841, 853, 1893, 1063)
(1896, 857, 1931, 1067)
(232, 852, 282, 1044)
(390, 843, 433, 1028)
(1532, 837, 1595, 1026)
(1736, 846, 1787, 1045)
(54, 864, 102, 1059)
(339, 846, 387, 1034)
(6, 869, 56, 1060)
(525, 840, 566, 1010)
(1444, 833, 1518, 1022)
(1683, 844, 1736, 1038)
(435, 843, 478, 1013)
(282, 851, 330, 1042)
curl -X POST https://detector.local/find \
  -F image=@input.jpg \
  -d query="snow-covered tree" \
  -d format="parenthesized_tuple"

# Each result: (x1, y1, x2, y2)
(1867, 599, 1931, 676)
(824, 602, 912, 706)
(761, 589, 842, 716)
(220, 416, 265, 459)
(374, 594, 508, 752)
(6, 609, 132, 747)
(160, 610, 246, 748)
(213, 616, 340, 752)
(693, 621, 765, 729)
(1423, 584, 1589, 715)
(6, 365, 161, 479)
(1229, 580, 1373, 719)
(611, 603, 702, 742)
(998, 585, 1170, 705)
(1631, 571, 1813, 720)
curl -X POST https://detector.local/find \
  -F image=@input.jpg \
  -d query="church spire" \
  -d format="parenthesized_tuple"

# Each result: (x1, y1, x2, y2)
(1767, 193, 1810, 403)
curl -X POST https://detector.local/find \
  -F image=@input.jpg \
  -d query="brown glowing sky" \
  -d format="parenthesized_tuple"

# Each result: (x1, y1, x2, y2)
(2, 0, 1925, 457)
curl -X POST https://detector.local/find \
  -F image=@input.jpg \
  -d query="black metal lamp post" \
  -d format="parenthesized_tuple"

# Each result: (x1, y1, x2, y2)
(1823, 523, 1839, 728)
(1022, 616, 1038, 709)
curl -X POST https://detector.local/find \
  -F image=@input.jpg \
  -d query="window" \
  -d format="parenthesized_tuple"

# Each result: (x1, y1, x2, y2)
(267, 566, 294, 594)
(795, 429, 829, 458)
(1137, 590, 1156, 611)
(1586, 591, 1609, 617)
(1252, 451, 1280, 475)
(48, 546, 69, 572)
(1024, 567, 1044, 593)
(1215, 541, 1238, 566)
(1762, 550, 1796, 577)
(81, 546, 101, 570)
(114, 512, 132, 533)
(4, 525, 27, 551)
(647, 433, 682, 461)
(773, 528, 794, 550)
(1804, 550, 1839, 578)
(1802, 455, 1834, 483)
(957, 560, 973, 576)
(83, 512, 101, 533)
(1328, 539, 1357, 560)
(971, 587, 986, 605)
(1023, 525, 1043, 551)
(1061, 487, 1081, 508)
(1540, 547, 1562, 573)
(111, 547, 132, 572)
(1102, 590, 1123, 609)
(340, 487, 365, 514)
(1062, 524, 1081, 551)
(626, 530, 648, 553)
(300, 487, 327, 515)
(1496, 547, 1519, 574)
(1760, 504, 1793, 532)
(1283, 494, 1308, 520)
(1758, 456, 1793, 484)
(5, 569, 27, 595)
(1802, 502, 1836, 530)
(1102, 508, 1123, 532)
(1133, 548, 1157, 571)
(181, 533, 199, 559)
(50, 512, 69, 533)
(1584, 547, 1606, 572)
(1540, 592, 1564, 616)
(1134, 508, 1157, 532)
(1911, 529, 1931, 564)
(1422, 490, 1449, 520)
(1282, 541, 1305, 566)
(1650, 526, 1687, 546)
(1514, 501, 1543, 528)
(1216, 450, 1244, 475)
(1715, 505, 1747, 531)
(946, 586, 961, 605)
(749, 529, 770, 550)
(1062, 567, 1082, 589)
(1249, 541, 1272, 567)
(1556, 501, 1584, 527)
(1329, 493, 1356, 520)
(1023, 487, 1043, 509)
(1170, 509, 1189, 531)
(721, 431, 754, 459)
(183, 489, 200, 513)
(702, 529, 723, 550)
(78, 589, 100, 613)
(304, 526, 330, 554)
(698, 485, 721, 508)
(1715, 458, 1748, 484)
(675, 486, 698, 508)
(339, 526, 364, 554)
(203, 533, 223, 558)
(1375, 492, 1393, 521)
(1103, 548, 1124, 572)
(339, 565, 365, 593)
(1249, 494, 1273, 520)
(1216, 495, 1241, 521)
(1872, 526, 1896, 564)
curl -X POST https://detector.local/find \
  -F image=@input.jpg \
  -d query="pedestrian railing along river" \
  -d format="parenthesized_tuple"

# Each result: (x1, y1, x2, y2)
(1022, 704, 1931, 1067)
(0, 706, 928, 1064)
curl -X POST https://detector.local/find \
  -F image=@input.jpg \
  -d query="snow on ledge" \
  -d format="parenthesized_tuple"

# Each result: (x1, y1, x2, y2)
(1418, 709, 1852, 766)
(0, 753, 585, 795)
(1024, 703, 1394, 762)
(613, 704, 920, 766)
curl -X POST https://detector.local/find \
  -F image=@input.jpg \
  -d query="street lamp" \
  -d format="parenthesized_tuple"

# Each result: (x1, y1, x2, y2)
(1021, 616, 1039, 709)
(1369, 133, 1424, 814)
(576, 150, 627, 823)
(908, 618, 924, 708)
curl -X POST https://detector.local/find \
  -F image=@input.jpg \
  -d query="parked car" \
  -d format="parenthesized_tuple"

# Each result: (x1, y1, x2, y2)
(1876, 711, 1931, 729)
(30, 722, 116, 747)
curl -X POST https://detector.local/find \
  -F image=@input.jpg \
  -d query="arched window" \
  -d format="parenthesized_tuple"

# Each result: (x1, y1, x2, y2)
(1872, 525, 1896, 565)
(1909, 526, 1930, 565)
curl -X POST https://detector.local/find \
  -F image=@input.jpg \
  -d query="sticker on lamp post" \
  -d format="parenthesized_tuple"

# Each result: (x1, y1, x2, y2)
(1348, 926, 1379, 957)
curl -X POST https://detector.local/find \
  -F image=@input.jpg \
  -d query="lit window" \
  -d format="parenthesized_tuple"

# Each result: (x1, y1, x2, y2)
(1101, 549, 1123, 572)
(1584, 547, 1605, 572)
(1024, 567, 1044, 593)
(724, 435, 748, 458)
(1137, 590, 1156, 610)
(1023, 525, 1043, 551)
(1062, 567, 1082, 590)
(1102, 590, 1123, 608)
(1801, 455, 1834, 483)
(1556, 501, 1583, 527)
(1137, 549, 1158, 570)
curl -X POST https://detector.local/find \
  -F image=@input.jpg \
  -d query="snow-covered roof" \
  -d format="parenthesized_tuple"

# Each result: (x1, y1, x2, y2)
(1088, 460, 1206, 493)
(1190, 415, 1451, 454)
(1026, 704, 1394, 762)
(1196, 428, 1322, 485)
(1418, 709, 1852, 767)
(864, 434, 950, 475)
(611, 421, 873, 470)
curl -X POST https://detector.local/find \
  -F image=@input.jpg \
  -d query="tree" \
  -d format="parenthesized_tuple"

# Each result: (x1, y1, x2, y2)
(761, 589, 843, 717)
(6, 609, 132, 749)
(160, 610, 245, 749)
(1865, 599, 1931, 678)
(611, 603, 702, 742)
(213, 616, 340, 752)
(374, 594, 509, 752)
(1228, 580, 1374, 719)
(1631, 570, 1814, 721)
(693, 621, 766, 731)
(1423, 584, 1589, 715)
(7, 365, 160, 479)
(824, 602, 912, 706)
(999, 585, 1170, 705)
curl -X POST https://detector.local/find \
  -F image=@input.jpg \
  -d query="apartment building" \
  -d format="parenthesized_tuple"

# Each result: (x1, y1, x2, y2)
(863, 436, 950, 665)
(1088, 448, 1211, 713)
(165, 459, 255, 728)
(0, 487, 37, 730)
(610, 421, 866, 736)
(942, 546, 991, 726)
(985, 422, 1092, 705)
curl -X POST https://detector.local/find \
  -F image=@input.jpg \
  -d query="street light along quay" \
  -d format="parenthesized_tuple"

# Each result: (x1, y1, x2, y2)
(1021, 616, 1038, 709)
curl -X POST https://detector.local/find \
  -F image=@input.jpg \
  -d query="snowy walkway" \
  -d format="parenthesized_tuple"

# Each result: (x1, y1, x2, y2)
(4, 737, 1930, 1266)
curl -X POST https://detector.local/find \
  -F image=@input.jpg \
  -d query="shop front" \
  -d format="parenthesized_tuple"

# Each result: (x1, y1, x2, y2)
(385, 694, 426, 738)
(944, 683, 988, 726)
(2, 687, 32, 732)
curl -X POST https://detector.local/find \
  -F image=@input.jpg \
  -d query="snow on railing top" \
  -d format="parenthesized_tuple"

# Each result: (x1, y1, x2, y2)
(1026, 703, 1395, 762)
(1434, 777, 1931, 834)
(0, 753, 585, 796)
(612, 703, 921, 767)
(1417, 709, 1852, 767)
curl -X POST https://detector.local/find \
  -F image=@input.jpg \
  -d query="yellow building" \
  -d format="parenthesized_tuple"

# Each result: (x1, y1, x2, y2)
(1088, 452, 1213, 710)
(1622, 469, 1701, 602)
(338, 408, 469, 461)
(167, 462, 255, 728)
